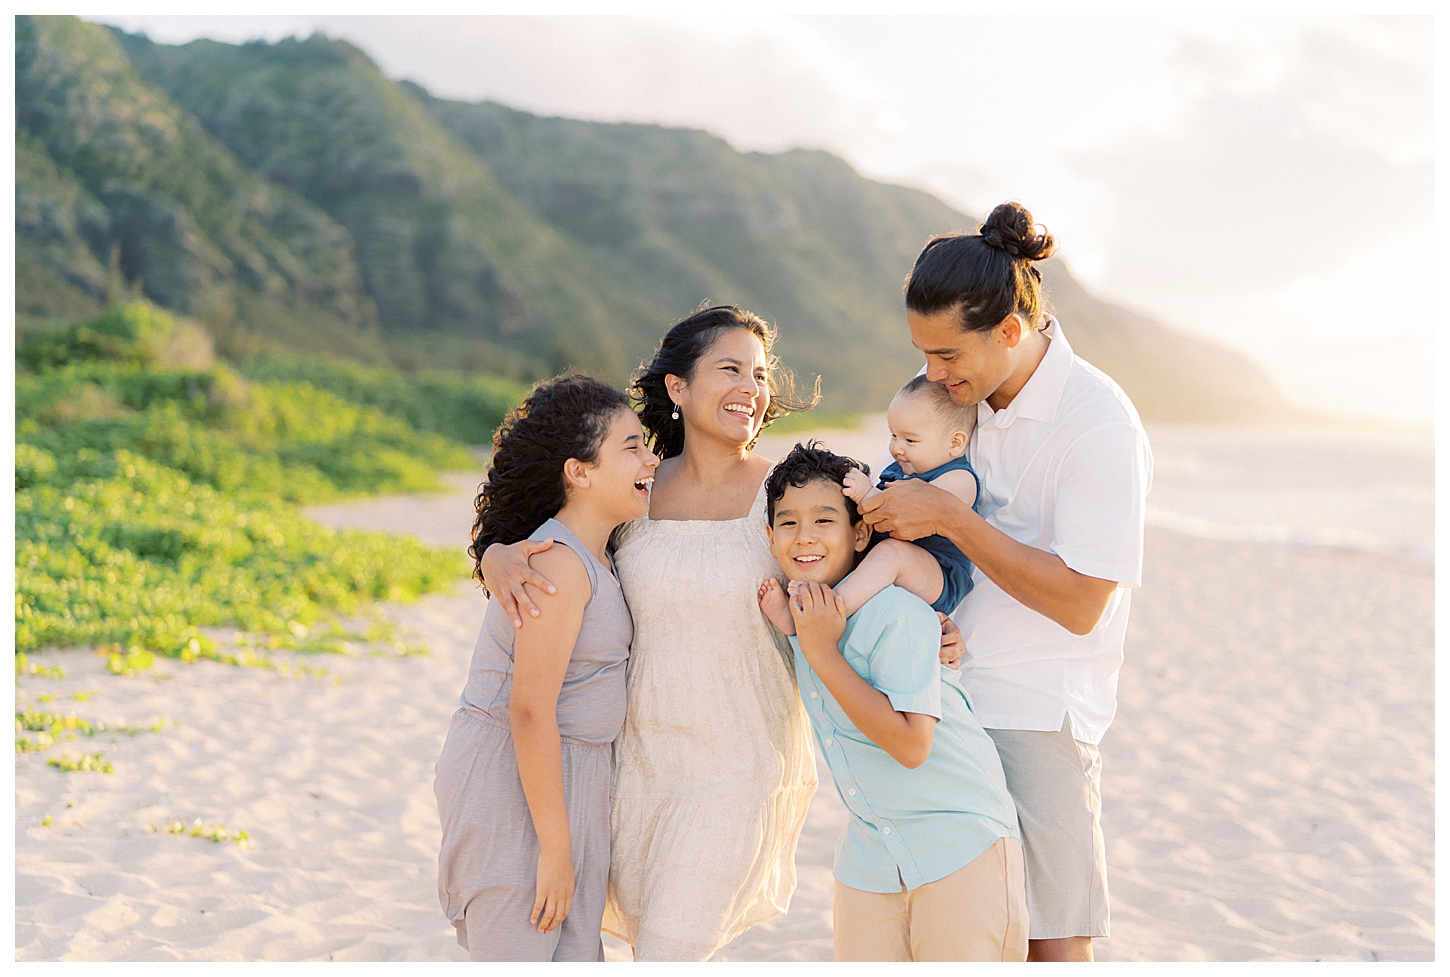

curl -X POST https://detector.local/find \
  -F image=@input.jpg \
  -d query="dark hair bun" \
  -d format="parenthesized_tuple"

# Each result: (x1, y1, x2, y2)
(979, 202, 1056, 262)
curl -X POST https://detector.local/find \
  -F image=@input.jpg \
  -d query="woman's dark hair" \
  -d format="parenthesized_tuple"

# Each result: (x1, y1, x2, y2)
(631, 303, 820, 460)
(764, 440, 870, 526)
(468, 373, 632, 592)
(904, 201, 1057, 333)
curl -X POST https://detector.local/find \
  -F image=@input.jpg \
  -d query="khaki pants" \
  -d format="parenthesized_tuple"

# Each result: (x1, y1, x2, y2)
(832, 836, 1029, 962)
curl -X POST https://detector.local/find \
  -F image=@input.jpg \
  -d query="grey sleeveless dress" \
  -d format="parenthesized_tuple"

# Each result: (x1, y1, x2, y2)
(434, 519, 632, 961)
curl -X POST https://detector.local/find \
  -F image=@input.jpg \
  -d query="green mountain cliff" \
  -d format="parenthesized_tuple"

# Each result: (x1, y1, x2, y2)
(16, 16, 1289, 421)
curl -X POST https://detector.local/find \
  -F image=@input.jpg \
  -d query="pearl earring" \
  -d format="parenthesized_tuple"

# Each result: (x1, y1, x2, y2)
(671, 404, 680, 420)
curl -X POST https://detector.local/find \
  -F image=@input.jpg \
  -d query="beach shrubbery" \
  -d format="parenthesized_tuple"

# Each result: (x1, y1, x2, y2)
(237, 353, 528, 446)
(14, 303, 480, 658)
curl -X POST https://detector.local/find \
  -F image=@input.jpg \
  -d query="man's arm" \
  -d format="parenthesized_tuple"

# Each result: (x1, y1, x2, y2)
(858, 481, 1115, 636)
(859, 422, 1148, 635)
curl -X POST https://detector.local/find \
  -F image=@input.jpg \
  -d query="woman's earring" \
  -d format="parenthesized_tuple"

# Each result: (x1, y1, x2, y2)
(671, 403, 680, 421)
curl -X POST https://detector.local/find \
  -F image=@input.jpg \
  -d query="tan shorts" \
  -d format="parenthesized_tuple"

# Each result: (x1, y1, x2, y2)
(832, 836, 1029, 962)
(986, 717, 1110, 940)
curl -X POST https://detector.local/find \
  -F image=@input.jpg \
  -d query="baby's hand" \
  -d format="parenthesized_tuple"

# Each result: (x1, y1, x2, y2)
(842, 468, 872, 502)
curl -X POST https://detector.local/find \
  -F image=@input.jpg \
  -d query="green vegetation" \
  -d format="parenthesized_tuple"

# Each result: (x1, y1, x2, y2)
(168, 817, 250, 846)
(16, 16, 378, 355)
(47, 752, 114, 773)
(236, 353, 527, 446)
(15, 653, 65, 680)
(16, 703, 165, 749)
(15, 303, 473, 660)
(113, 21, 674, 383)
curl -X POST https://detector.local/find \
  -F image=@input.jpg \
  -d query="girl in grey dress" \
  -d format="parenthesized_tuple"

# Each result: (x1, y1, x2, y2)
(435, 375, 658, 962)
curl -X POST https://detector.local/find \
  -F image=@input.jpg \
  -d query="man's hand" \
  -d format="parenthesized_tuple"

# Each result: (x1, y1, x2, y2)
(788, 581, 848, 660)
(857, 478, 968, 541)
(938, 612, 964, 669)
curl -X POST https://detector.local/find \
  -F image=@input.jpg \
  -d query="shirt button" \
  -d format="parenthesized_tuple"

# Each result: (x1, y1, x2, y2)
(848, 788, 856, 796)
(824, 738, 833, 746)
(810, 691, 818, 698)
(882, 827, 891, 834)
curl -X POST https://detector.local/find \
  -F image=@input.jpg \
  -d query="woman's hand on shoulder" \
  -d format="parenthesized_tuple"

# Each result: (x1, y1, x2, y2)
(514, 545, 591, 632)
(482, 539, 560, 628)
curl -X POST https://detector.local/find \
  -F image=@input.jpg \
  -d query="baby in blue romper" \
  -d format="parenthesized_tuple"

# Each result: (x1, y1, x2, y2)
(827, 374, 978, 620)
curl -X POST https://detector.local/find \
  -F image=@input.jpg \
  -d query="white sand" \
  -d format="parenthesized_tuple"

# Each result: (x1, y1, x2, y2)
(14, 425, 1434, 961)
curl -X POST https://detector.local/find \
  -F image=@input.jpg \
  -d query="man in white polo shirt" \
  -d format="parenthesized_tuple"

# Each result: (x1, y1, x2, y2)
(859, 203, 1153, 962)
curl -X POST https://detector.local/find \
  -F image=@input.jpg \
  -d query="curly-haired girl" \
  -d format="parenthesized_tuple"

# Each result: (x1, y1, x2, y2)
(435, 373, 658, 961)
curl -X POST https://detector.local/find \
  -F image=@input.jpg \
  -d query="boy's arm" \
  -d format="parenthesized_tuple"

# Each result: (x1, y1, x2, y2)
(508, 546, 590, 932)
(790, 581, 935, 769)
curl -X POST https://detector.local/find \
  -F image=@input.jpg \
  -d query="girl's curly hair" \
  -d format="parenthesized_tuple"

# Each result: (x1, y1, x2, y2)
(467, 373, 632, 592)
(631, 303, 820, 460)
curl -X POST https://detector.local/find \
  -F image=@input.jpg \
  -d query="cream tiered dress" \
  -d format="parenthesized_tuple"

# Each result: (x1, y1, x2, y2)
(602, 478, 818, 961)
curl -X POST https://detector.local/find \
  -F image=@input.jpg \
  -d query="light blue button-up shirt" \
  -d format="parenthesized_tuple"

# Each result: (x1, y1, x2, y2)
(790, 585, 1020, 893)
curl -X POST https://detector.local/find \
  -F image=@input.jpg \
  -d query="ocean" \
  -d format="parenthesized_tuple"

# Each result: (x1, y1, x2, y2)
(1143, 424, 1435, 566)
(759, 417, 1435, 567)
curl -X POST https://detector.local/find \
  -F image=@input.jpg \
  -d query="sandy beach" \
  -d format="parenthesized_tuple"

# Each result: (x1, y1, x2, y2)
(14, 427, 1434, 962)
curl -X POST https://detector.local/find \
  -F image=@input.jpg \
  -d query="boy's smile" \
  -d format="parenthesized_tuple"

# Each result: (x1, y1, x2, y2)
(767, 478, 871, 588)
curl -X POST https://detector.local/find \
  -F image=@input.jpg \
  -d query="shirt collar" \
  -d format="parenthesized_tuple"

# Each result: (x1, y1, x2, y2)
(976, 315, 1073, 428)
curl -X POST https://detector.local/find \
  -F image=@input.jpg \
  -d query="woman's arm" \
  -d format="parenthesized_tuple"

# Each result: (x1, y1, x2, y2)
(481, 539, 560, 628)
(508, 546, 591, 933)
(790, 581, 935, 769)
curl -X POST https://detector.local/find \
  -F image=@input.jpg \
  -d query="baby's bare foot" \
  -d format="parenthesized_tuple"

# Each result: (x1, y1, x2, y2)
(758, 578, 796, 635)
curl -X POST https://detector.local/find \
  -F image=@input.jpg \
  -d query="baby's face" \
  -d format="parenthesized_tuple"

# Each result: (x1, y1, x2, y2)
(886, 394, 966, 475)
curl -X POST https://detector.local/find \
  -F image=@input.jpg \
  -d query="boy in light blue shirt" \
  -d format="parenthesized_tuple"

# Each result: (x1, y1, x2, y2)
(758, 441, 1028, 962)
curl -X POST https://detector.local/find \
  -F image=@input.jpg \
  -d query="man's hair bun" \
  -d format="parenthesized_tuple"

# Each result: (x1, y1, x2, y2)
(979, 202, 1056, 262)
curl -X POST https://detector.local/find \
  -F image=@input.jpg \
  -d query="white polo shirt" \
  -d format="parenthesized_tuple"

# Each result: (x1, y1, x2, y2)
(903, 317, 1152, 745)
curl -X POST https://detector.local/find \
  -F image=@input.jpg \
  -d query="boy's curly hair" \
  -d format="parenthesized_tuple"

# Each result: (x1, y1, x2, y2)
(468, 373, 631, 592)
(764, 440, 870, 526)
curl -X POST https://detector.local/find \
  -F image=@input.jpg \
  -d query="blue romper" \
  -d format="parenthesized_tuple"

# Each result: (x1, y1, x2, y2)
(871, 454, 979, 615)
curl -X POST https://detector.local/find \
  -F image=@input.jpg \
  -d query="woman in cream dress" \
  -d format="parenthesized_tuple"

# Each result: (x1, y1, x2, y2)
(483, 306, 817, 960)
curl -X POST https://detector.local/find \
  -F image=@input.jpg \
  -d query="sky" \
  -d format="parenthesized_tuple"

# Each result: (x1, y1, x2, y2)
(92, 13, 1437, 425)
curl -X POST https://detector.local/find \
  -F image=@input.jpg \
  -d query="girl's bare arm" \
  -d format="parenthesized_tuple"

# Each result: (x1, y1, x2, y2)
(508, 546, 590, 932)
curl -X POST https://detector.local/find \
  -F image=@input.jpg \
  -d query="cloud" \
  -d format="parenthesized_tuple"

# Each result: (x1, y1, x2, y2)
(1074, 17, 1433, 301)
(263, 15, 897, 157)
